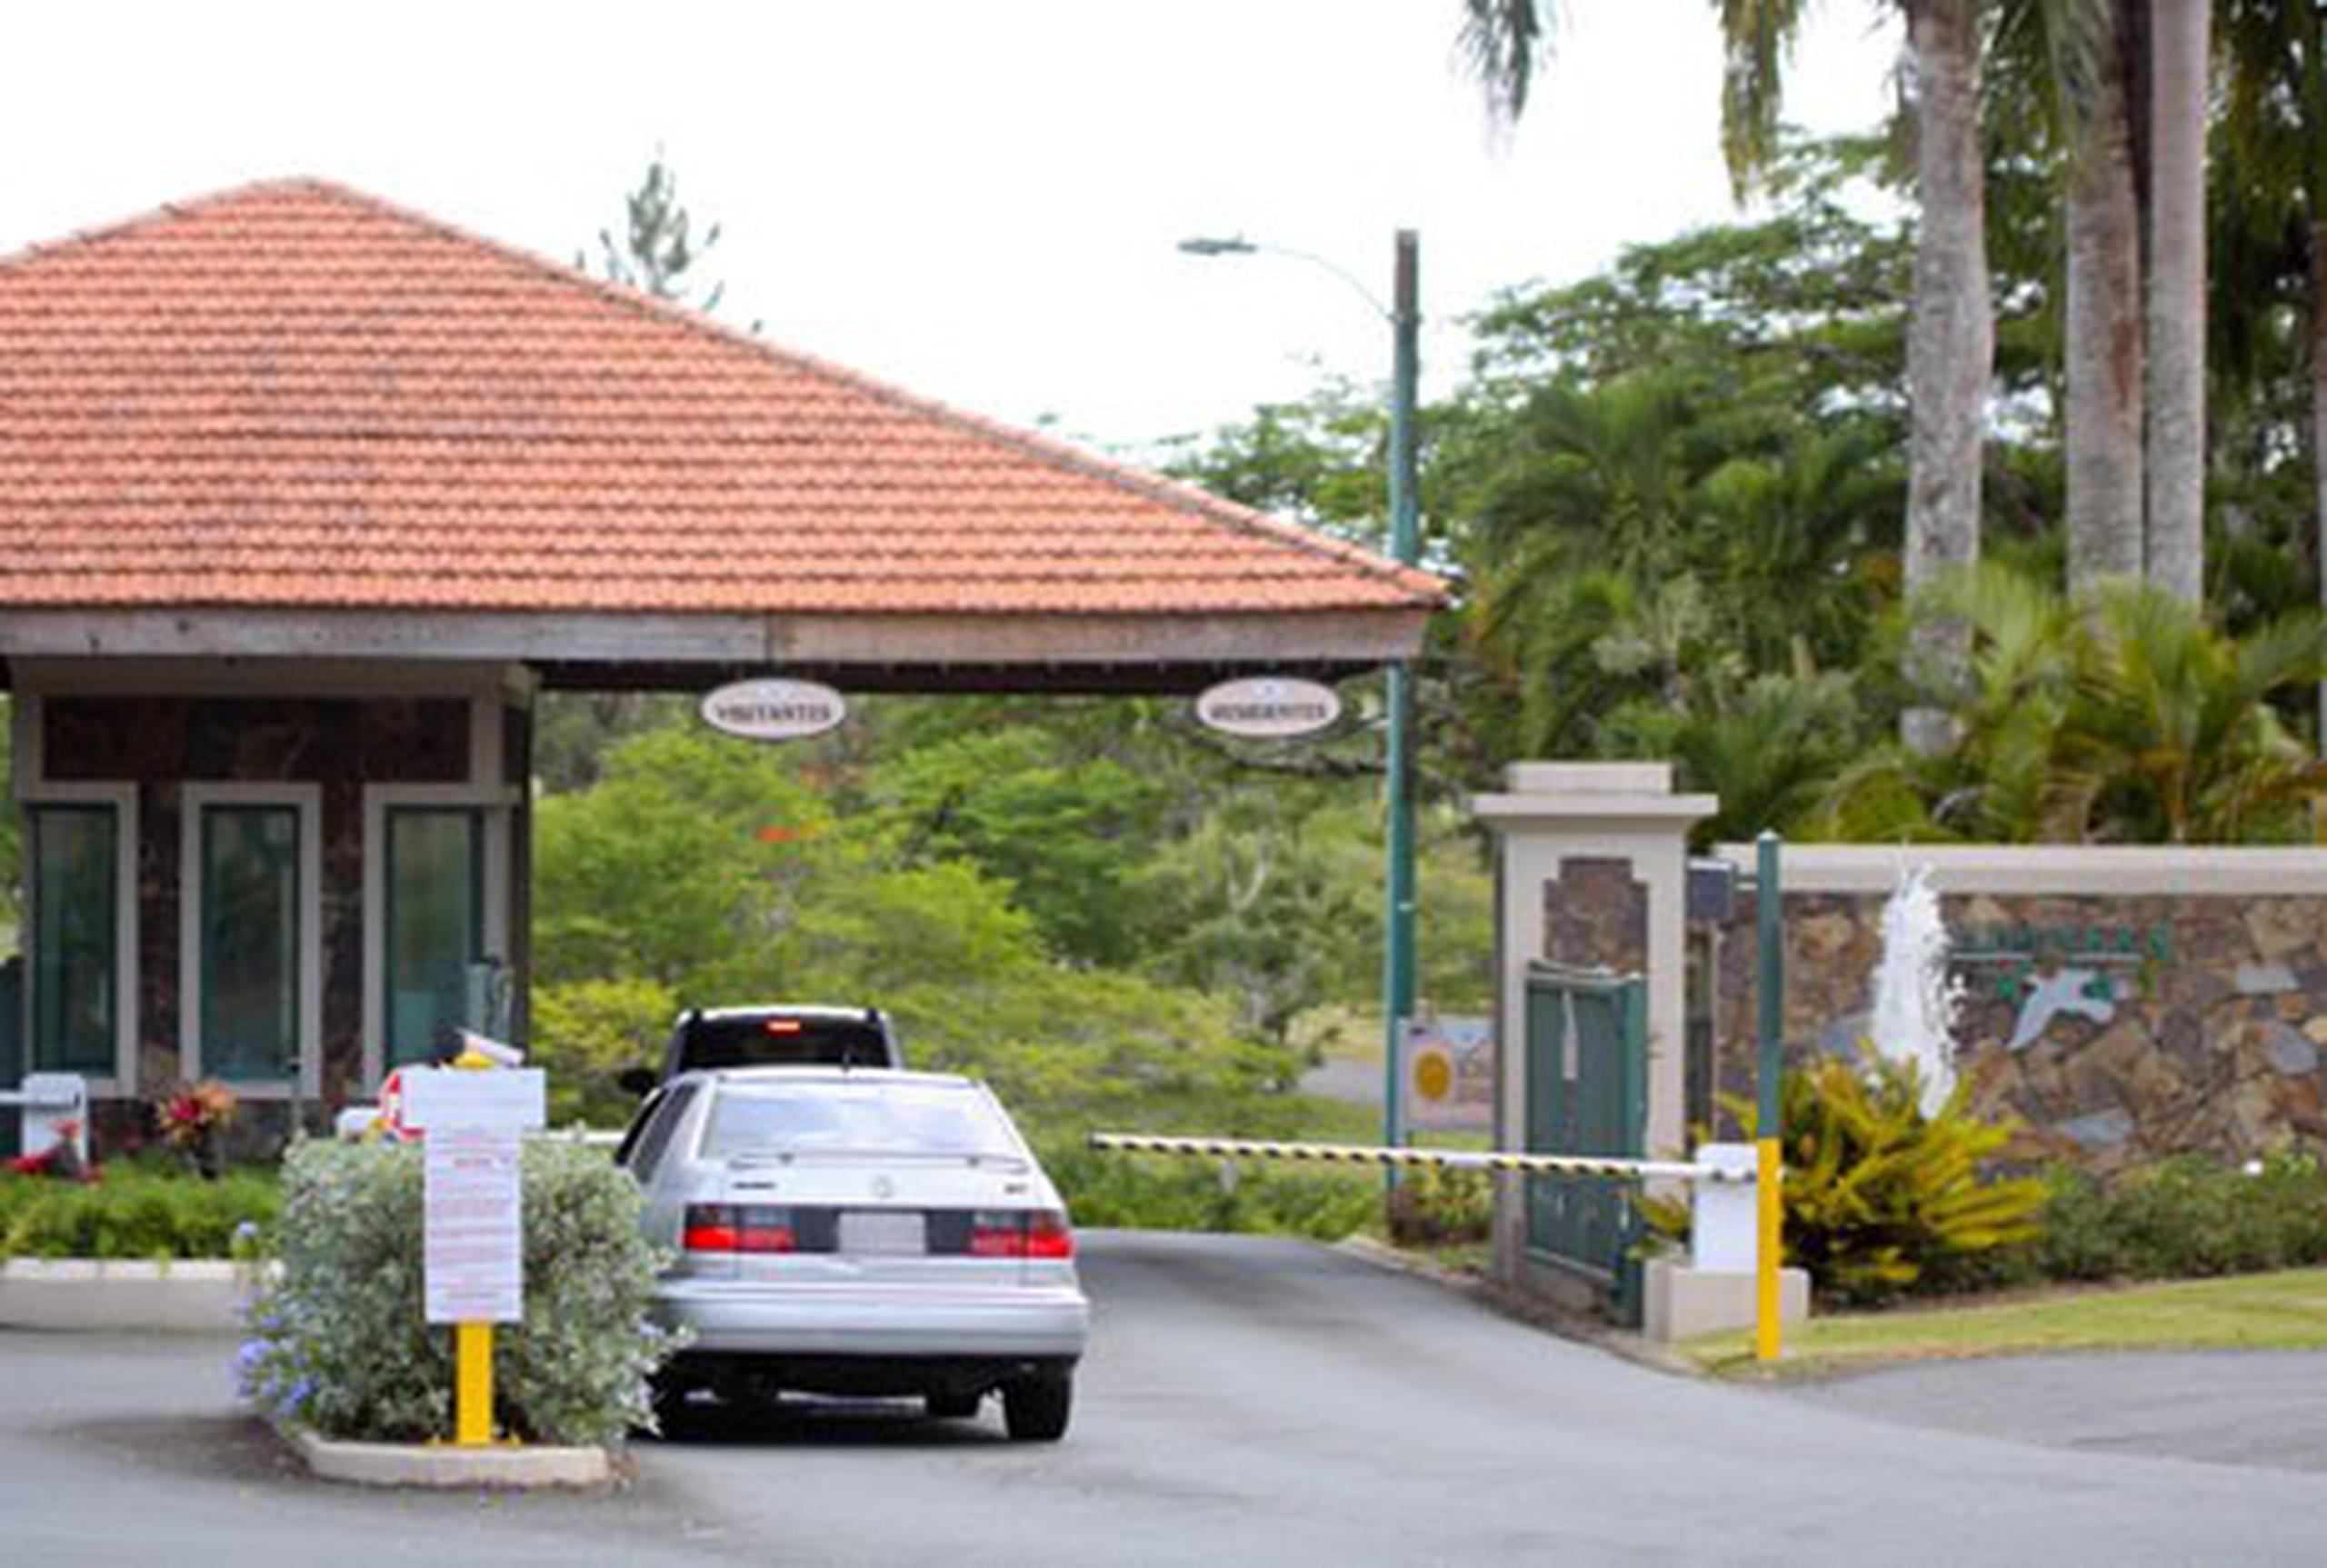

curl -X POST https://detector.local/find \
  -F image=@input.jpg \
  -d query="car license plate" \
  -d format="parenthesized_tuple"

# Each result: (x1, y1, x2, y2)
(839, 1210, 926, 1255)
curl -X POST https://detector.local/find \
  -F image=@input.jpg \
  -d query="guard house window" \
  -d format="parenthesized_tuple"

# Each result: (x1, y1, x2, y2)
(28, 804, 117, 1074)
(385, 807, 483, 1069)
(200, 805, 302, 1083)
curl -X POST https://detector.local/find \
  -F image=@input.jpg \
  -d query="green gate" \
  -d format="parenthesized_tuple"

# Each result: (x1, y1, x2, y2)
(1523, 963, 1647, 1323)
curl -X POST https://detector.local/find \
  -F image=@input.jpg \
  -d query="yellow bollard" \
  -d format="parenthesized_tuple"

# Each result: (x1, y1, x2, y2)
(456, 1321, 494, 1445)
(1754, 1136, 1783, 1362)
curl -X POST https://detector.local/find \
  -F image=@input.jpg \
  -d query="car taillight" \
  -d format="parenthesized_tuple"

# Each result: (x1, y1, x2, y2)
(968, 1209, 1074, 1259)
(684, 1203, 797, 1253)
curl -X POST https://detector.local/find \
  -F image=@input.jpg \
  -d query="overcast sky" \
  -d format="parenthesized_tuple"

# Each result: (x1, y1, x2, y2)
(1, 1, 1901, 458)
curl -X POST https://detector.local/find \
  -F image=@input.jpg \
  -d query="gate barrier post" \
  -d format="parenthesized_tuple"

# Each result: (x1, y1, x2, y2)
(1754, 831, 1784, 1362)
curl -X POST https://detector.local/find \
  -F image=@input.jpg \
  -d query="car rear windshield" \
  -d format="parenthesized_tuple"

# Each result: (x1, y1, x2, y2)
(703, 1083, 1022, 1161)
(680, 1015, 890, 1070)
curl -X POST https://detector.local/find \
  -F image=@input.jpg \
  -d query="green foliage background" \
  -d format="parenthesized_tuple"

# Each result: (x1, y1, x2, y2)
(0, 1163, 278, 1260)
(527, 713, 1493, 1179)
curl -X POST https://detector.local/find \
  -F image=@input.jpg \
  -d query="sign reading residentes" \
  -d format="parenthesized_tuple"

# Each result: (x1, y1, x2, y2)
(1194, 676, 1343, 740)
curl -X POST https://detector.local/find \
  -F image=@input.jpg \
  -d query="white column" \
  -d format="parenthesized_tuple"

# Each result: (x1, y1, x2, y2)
(1473, 764, 1718, 1282)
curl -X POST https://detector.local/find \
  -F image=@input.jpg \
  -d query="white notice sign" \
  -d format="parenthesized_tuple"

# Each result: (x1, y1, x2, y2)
(402, 1068, 546, 1134)
(424, 1128, 524, 1324)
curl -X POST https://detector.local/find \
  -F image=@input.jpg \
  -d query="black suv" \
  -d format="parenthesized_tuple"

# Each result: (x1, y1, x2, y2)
(620, 1005, 904, 1094)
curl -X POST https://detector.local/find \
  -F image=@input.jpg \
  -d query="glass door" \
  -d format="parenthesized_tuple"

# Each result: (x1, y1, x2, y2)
(384, 807, 483, 1069)
(200, 804, 302, 1084)
(27, 804, 118, 1077)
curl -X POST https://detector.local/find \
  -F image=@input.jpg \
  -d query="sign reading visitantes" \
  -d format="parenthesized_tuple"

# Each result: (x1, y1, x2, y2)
(700, 677, 849, 742)
(1193, 676, 1342, 740)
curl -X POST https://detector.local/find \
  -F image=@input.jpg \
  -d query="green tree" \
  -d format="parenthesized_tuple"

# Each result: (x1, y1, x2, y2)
(535, 729, 826, 995)
(589, 154, 727, 310)
(1456, 1, 1997, 752)
(1444, 145, 1911, 771)
(2216, 2, 2327, 725)
(1821, 564, 2327, 842)
(531, 975, 679, 1124)
(529, 725, 1303, 1127)
(1134, 796, 1377, 1047)
(863, 722, 1173, 968)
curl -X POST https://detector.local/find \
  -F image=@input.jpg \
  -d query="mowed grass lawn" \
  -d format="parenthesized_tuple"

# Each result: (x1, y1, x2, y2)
(1683, 1268, 2327, 1379)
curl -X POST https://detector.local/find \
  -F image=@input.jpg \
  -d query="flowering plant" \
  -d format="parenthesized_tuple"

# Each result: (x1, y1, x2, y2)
(239, 1139, 679, 1443)
(155, 1081, 238, 1176)
(4, 1121, 90, 1181)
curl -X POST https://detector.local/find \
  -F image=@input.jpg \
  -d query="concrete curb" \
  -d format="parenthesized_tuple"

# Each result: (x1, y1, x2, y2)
(282, 1423, 617, 1489)
(0, 1258, 251, 1333)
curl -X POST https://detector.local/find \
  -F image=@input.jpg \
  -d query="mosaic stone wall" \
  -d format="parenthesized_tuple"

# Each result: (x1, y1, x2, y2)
(1709, 888, 2327, 1170)
(1541, 857, 1648, 974)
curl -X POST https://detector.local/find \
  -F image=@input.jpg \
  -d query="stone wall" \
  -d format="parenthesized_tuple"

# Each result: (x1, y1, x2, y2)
(1542, 857, 1648, 974)
(1703, 848, 2327, 1172)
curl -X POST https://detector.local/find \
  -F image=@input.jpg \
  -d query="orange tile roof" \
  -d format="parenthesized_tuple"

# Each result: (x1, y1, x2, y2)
(0, 181, 1443, 619)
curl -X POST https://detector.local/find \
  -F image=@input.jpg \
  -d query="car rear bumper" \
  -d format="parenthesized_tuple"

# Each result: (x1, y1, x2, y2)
(653, 1278, 1091, 1359)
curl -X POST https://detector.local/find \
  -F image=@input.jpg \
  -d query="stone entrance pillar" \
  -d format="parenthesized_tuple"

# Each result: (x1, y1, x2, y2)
(1473, 764, 1716, 1289)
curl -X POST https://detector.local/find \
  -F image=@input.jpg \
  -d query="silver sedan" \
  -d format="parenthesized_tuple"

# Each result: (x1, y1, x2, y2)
(618, 1066, 1091, 1441)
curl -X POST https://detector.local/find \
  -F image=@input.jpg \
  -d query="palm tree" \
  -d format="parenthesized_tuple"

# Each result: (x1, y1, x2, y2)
(2217, 1, 2327, 743)
(1457, 1, 1994, 754)
(2041, 0, 2215, 601)
(1821, 564, 2327, 842)
(2059, 585, 2327, 841)
(1899, 0, 1998, 754)
(2045, 0, 2146, 590)
(2144, 0, 2212, 604)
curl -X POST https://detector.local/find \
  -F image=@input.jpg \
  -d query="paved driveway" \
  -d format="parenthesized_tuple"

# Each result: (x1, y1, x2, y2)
(1773, 1350, 2327, 1473)
(3, 1232, 2323, 1565)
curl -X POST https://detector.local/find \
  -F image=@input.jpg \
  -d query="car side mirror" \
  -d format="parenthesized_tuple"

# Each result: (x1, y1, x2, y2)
(616, 1066, 659, 1098)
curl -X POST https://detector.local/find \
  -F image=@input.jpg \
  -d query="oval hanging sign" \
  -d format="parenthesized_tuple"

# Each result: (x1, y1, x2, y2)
(1194, 676, 1343, 740)
(699, 678, 848, 742)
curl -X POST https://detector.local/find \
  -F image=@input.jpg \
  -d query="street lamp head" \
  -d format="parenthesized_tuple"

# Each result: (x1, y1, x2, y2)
(1177, 235, 1257, 257)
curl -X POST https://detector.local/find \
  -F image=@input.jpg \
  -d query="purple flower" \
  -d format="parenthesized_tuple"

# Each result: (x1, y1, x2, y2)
(232, 1338, 269, 1397)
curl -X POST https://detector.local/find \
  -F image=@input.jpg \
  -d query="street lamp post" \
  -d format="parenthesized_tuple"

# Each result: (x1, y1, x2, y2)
(1180, 229, 1423, 1158)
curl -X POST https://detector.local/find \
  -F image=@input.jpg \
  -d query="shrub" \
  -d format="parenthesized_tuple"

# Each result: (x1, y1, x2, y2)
(238, 1138, 675, 1445)
(2022, 1149, 2327, 1283)
(530, 975, 678, 1126)
(1384, 1164, 1493, 1249)
(1656, 1051, 2046, 1306)
(0, 1164, 278, 1260)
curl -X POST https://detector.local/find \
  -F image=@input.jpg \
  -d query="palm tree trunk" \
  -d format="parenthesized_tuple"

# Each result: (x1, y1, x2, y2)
(2311, 7, 2327, 762)
(2314, 223, 2327, 753)
(1901, 0, 1994, 756)
(2143, 0, 2209, 604)
(2064, 7, 2147, 592)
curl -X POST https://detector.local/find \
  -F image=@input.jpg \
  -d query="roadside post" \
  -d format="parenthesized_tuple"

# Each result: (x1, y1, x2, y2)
(402, 1062, 546, 1446)
(1754, 830, 1784, 1363)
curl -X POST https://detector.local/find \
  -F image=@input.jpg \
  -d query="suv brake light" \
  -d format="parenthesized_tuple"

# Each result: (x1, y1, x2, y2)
(684, 1203, 797, 1253)
(967, 1208, 1074, 1259)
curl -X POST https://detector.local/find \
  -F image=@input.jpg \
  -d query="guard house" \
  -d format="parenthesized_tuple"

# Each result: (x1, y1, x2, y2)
(0, 181, 1439, 1144)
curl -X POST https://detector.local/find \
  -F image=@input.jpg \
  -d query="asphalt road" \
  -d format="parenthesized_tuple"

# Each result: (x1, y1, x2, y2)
(1774, 1350, 2327, 1473)
(5, 1232, 2325, 1566)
